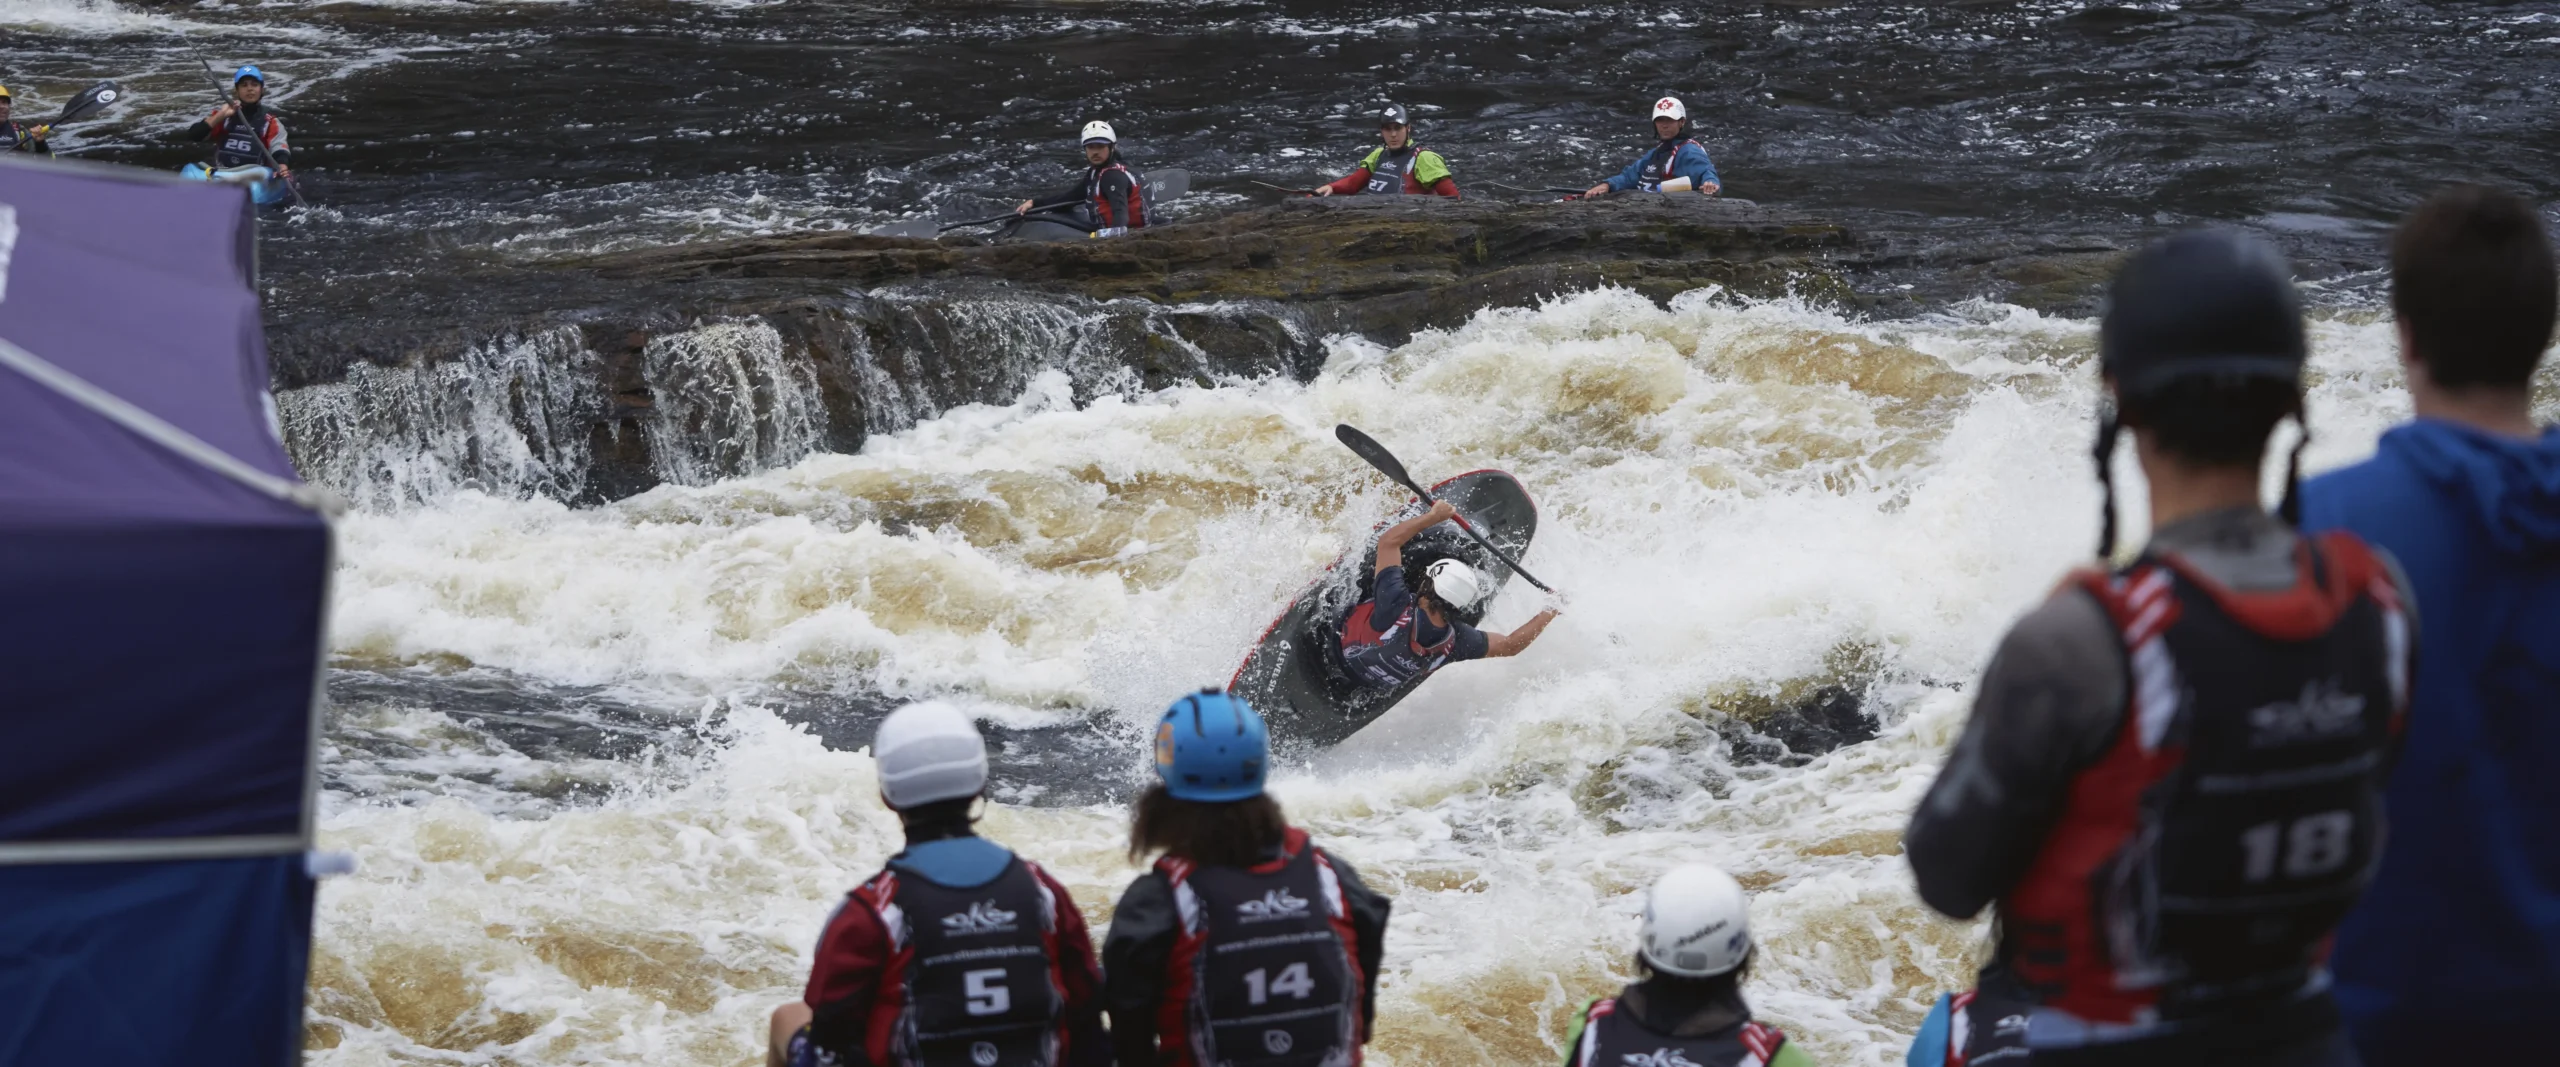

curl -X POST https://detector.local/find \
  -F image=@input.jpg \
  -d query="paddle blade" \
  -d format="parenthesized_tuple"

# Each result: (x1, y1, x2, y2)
(1335, 424, 1423, 496)
(1148, 168, 1190, 202)
(869, 218, 940, 239)
(55, 81, 121, 126)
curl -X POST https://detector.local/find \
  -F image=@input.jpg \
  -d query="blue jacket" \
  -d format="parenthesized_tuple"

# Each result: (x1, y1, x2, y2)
(1605, 139, 1718, 193)
(2300, 419, 2560, 1047)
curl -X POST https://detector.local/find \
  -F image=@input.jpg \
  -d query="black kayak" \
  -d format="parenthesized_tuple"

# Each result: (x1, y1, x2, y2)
(1227, 470, 1539, 751)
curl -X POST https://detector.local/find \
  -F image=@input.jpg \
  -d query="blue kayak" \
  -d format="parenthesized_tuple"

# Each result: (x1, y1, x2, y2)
(179, 163, 291, 206)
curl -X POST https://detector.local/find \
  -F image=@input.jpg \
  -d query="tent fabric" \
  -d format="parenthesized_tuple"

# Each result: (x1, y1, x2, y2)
(0, 157, 329, 1063)
(0, 855, 313, 1065)
(0, 155, 329, 850)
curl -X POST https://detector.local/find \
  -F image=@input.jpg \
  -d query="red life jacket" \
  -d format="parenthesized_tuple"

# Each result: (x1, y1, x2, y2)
(2001, 532, 2410, 1026)
(1568, 996, 1793, 1067)
(1088, 162, 1146, 229)
(850, 857, 1074, 1067)
(1337, 597, 1458, 688)
(1153, 828, 1365, 1067)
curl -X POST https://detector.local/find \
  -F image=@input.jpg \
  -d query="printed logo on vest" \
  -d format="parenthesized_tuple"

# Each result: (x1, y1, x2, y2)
(1620, 1049, 1702, 1067)
(2247, 679, 2367, 746)
(1236, 887, 1311, 922)
(941, 900, 1021, 935)
(971, 1041, 1000, 1066)
(1263, 1029, 1294, 1054)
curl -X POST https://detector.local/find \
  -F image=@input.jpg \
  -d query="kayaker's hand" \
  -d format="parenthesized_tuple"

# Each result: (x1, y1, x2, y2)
(1313, 185, 1332, 197)
(274, 165, 292, 179)
(211, 103, 237, 123)
(1583, 183, 1611, 199)
(1423, 500, 1458, 526)
(1015, 199, 1033, 216)
(26, 125, 50, 140)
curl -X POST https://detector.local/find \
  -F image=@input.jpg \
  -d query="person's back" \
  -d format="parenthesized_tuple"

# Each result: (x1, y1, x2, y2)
(769, 703, 1108, 1067)
(1563, 865, 1813, 1067)
(2298, 183, 2560, 1064)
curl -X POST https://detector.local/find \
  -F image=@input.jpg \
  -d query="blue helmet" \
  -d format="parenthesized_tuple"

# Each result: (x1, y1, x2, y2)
(233, 66, 265, 86)
(1154, 688, 1268, 801)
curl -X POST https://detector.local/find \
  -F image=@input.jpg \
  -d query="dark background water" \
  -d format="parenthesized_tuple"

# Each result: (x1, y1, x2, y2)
(16, 0, 2560, 299)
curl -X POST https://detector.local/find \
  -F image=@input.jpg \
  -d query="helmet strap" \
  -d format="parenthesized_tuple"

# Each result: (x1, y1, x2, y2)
(2278, 411, 2309, 528)
(2093, 403, 2122, 560)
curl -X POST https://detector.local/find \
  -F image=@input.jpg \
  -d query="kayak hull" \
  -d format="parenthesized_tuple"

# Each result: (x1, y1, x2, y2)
(180, 163, 290, 206)
(1228, 470, 1539, 751)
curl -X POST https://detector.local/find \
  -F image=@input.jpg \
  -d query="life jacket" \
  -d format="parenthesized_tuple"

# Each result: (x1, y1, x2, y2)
(1087, 162, 1146, 229)
(1336, 592, 1458, 689)
(211, 107, 285, 169)
(2001, 532, 2409, 1027)
(1154, 828, 1364, 1067)
(1567, 997, 1793, 1067)
(1360, 146, 1419, 195)
(1637, 139, 1701, 192)
(1929, 988, 2033, 1067)
(852, 856, 1072, 1067)
(5, 122, 47, 155)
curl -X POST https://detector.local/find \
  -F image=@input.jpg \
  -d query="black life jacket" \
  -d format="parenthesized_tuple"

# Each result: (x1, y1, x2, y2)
(873, 857, 1069, 1067)
(2004, 532, 2409, 1026)
(1086, 162, 1146, 229)
(1567, 997, 1795, 1067)
(6, 122, 47, 156)
(1336, 590, 1458, 689)
(213, 106, 283, 169)
(1361, 146, 1418, 195)
(1156, 829, 1363, 1067)
(1637, 138, 1701, 192)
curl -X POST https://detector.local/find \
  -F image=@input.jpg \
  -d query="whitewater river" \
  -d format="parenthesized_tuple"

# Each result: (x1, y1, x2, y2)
(6, 0, 2558, 1064)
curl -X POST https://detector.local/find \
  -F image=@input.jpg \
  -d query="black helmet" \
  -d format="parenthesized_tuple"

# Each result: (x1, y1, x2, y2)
(1378, 104, 1409, 128)
(2100, 229, 2306, 402)
(2090, 228, 2311, 558)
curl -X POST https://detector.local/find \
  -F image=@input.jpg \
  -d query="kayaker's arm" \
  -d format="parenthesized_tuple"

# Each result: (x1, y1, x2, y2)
(1482, 609, 1559, 658)
(1373, 500, 1457, 575)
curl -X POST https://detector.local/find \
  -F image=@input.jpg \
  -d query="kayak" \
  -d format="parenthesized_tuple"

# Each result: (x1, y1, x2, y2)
(1227, 470, 1539, 750)
(987, 168, 1193, 243)
(180, 163, 290, 206)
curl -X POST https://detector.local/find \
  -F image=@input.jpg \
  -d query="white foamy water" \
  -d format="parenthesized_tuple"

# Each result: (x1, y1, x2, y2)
(307, 288, 2429, 1066)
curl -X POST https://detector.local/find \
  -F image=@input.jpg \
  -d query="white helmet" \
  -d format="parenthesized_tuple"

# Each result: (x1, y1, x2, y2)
(1081, 120, 1117, 145)
(874, 702, 989, 809)
(1651, 96, 1687, 122)
(1639, 863, 1753, 977)
(1424, 558, 1485, 610)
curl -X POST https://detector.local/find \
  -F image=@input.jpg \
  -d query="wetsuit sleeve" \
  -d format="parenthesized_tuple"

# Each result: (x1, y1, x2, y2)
(1428, 176, 1460, 198)
(1369, 566, 1415, 621)
(802, 894, 890, 1066)
(1035, 866, 1112, 1067)
(1448, 624, 1490, 663)
(1905, 586, 2127, 919)
(266, 117, 290, 165)
(1037, 180, 1087, 212)
(184, 117, 215, 142)
(1677, 144, 1718, 188)
(1321, 169, 1371, 195)
(1102, 872, 1178, 1067)
(1605, 155, 1649, 193)
(1319, 850, 1392, 1034)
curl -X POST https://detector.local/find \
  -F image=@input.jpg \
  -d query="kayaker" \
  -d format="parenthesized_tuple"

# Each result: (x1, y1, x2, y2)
(1904, 229, 2419, 1067)
(1579, 96, 1718, 199)
(1102, 689, 1392, 1067)
(767, 702, 1110, 1067)
(1015, 120, 1144, 236)
(0, 86, 52, 156)
(1315, 105, 1458, 198)
(1562, 864, 1815, 1067)
(184, 65, 291, 180)
(1336, 499, 1558, 690)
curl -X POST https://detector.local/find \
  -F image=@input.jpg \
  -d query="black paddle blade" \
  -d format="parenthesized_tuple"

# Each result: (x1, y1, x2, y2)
(1149, 167, 1190, 202)
(55, 81, 120, 126)
(1335, 424, 1424, 497)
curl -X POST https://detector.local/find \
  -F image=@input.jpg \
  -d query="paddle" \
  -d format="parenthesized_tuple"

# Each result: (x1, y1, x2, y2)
(868, 218, 941, 239)
(50, 81, 121, 128)
(1335, 423, 1554, 594)
(1147, 167, 1190, 201)
(1252, 179, 1315, 197)
(1485, 182, 1591, 196)
(196, 58, 302, 206)
(938, 200, 1081, 232)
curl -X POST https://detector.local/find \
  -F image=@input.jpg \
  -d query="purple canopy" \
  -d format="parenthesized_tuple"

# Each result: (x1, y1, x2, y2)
(0, 155, 330, 1065)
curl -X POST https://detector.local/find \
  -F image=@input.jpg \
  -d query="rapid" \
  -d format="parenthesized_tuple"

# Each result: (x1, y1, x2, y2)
(301, 288, 2453, 1065)
(8, 0, 2557, 1063)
